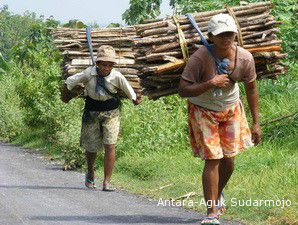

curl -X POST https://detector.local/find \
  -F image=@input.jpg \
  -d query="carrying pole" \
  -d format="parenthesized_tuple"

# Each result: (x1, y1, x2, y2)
(86, 27, 95, 66)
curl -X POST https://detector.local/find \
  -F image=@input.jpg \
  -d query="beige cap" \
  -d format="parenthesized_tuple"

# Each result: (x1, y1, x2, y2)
(208, 13, 238, 36)
(96, 45, 117, 63)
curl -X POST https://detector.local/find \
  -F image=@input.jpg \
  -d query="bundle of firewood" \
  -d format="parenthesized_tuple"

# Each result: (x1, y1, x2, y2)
(52, 1, 286, 100)
(133, 1, 286, 99)
(52, 27, 143, 94)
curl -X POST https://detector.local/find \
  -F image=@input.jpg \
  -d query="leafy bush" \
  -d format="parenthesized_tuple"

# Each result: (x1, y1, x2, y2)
(0, 72, 25, 140)
(0, 5, 60, 60)
(53, 99, 86, 169)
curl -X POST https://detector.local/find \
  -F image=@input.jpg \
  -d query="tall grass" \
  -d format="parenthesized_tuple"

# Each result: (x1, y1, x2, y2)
(0, 73, 25, 140)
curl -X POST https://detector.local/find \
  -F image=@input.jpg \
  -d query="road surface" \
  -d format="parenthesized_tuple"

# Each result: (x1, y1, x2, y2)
(0, 143, 243, 225)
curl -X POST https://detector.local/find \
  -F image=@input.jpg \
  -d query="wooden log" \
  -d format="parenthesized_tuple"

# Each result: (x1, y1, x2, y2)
(52, 27, 136, 37)
(243, 40, 282, 49)
(140, 61, 286, 95)
(148, 74, 181, 79)
(241, 21, 282, 31)
(143, 81, 179, 90)
(147, 88, 179, 100)
(158, 18, 280, 38)
(141, 8, 271, 37)
(52, 27, 135, 31)
(252, 51, 287, 59)
(56, 43, 83, 49)
(135, 42, 283, 64)
(56, 37, 135, 43)
(137, 51, 182, 62)
(136, 21, 169, 33)
(141, 12, 272, 37)
(63, 53, 135, 60)
(115, 68, 141, 75)
(65, 63, 144, 70)
(66, 67, 141, 76)
(242, 28, 279, 39)
(141, 1, 272, 24)
(149, 31, 278, 55)
(143, 59, 186, 75)
(242, 34, 277, 45)
(71, 58, 136, 66)
(133, 22, 280, 46)
(54, 39, 82, 44)
(144, 76, 180, 83)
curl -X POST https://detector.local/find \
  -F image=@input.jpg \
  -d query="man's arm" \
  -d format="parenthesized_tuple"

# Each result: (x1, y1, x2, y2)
(178, 74, 230, 97)
(117, 74, 141, 105)
(244, 81, 261, 145)
(60, 68, 90, 103)
(65, 68, 90, 91)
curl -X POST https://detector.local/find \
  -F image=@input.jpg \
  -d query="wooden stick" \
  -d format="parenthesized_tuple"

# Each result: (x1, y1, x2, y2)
(147, 88, 179, 100)
(140, 11, 272, 37)
(142, 1, 272, 24)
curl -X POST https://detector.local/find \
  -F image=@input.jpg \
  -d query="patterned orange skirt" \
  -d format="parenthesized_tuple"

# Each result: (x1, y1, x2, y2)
(188, 100, 253, 160)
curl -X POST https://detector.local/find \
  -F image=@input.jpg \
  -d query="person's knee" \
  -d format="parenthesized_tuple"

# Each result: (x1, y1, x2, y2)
(227, 163, 234, 173)
(206, 159, 220, 164)
(86, 151, 97, 157)
(104, 144, 115, 153)
(222, 158, 235, 173)
(205, 159, 220, 169)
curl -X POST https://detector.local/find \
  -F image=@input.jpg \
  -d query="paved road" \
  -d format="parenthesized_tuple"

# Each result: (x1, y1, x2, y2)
(0, 143, 243, 225)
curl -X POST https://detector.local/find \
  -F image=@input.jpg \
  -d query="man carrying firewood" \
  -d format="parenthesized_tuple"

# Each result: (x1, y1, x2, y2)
(178, 14, 261, 224)
(64, 45, 141, 191)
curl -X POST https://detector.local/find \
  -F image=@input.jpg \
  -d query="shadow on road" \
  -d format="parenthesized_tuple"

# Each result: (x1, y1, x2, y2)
(29, 215, 199, 224)
(0, 185, 86, 191)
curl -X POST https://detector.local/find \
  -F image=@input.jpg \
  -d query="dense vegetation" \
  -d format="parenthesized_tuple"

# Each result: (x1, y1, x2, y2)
(0, 1, 297, 224)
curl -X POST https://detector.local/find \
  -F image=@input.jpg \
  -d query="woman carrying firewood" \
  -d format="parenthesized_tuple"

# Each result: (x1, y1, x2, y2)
(65, 45, 141, 191)
(178, 14, 261, 225)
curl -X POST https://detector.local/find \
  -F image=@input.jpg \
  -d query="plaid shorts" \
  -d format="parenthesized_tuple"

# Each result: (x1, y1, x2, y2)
(80, 109, 120, 153)
(188, 100, 253, 160)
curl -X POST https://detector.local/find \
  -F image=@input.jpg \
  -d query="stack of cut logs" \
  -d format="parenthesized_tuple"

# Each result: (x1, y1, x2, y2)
(53, 1, 286, 100)
(52, 27, 143, 95)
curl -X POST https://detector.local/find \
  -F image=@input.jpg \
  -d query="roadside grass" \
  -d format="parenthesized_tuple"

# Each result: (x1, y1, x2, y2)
(111, 137, 297, 225)
(109, 127, 297, 224)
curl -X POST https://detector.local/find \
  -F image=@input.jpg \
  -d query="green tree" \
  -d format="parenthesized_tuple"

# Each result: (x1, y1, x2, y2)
(45, 15, 60, 28)
(107, 23, 121, 28)
(0, 5, 60, 60)
(0, 52, 9, 75)
(122, 0, 162, 25)
(63, 19, 86, 28)
(13, 23, 60, 67)
(0, 5, 39, 59)
(169, 0, 239, 14)
(88, 21, 101, 28)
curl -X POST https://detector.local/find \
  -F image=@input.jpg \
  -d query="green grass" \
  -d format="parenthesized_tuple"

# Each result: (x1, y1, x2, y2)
(11, 127, 63, 160)
(110, 138, 297, 225)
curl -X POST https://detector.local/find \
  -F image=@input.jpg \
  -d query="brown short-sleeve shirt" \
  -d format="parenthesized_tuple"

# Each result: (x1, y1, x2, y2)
(181, 45, 256, 111)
